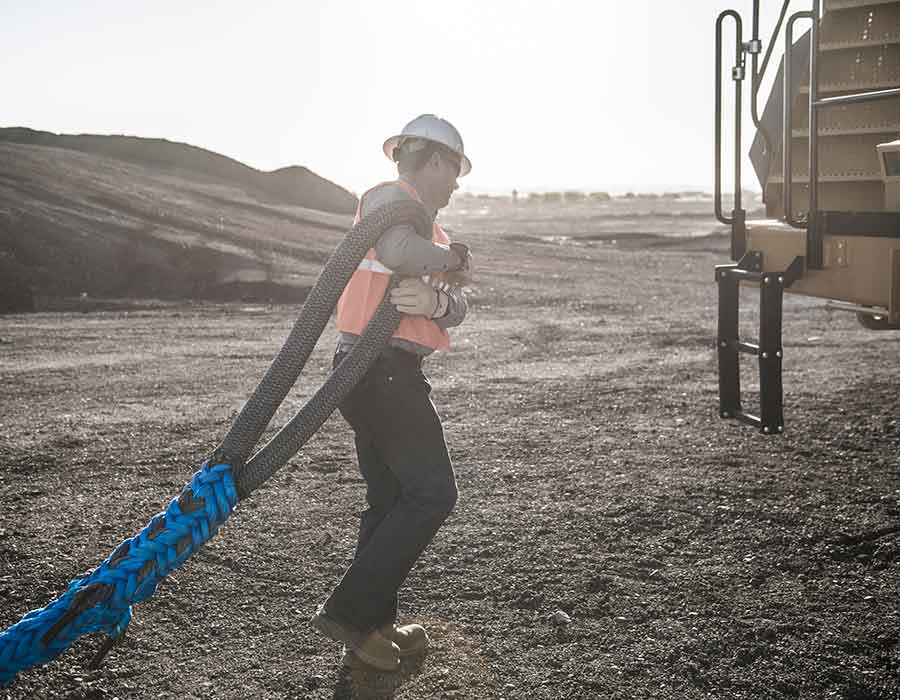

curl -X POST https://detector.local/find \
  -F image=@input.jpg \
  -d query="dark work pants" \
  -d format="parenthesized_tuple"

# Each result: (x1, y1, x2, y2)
(324, 348, 458, 634)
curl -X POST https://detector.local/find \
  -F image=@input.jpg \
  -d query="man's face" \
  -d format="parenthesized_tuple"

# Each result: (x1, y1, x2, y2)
(433, 151, 460, 209)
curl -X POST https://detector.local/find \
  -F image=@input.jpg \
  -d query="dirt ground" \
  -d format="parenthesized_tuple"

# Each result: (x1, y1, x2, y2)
(2, 195, 900, 699)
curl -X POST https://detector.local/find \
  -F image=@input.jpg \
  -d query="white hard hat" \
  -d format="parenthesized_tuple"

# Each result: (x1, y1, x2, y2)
(383, 114, 471, 177)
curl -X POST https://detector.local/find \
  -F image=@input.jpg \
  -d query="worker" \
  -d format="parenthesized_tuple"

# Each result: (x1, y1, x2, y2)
(310, 115, 473, 672)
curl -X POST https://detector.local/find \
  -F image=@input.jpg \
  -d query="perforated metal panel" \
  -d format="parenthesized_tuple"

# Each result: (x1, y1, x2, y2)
(771, 132, 896, 177)
(793, 97, 900, 135)
(819, 3, 900, 49)
(802, 44, 900, 91)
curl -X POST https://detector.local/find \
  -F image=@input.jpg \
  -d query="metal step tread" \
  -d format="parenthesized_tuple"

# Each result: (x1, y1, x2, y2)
(820, 37, 900, 51)
(800, 80, 900, 94)
(746, 218, 806, 234)
(793, 100, 900, 135)
(793, 125, 900, 136)
(767, 173, 883, 183)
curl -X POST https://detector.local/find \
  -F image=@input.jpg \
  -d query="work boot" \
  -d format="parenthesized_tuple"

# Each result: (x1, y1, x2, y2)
(342, 623, 428, 668)
(311, 607, 401, 672)
(382, 622, 428, 657)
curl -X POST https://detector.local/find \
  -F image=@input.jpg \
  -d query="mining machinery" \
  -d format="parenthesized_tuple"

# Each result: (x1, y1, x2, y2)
(715, 0, 900, 433)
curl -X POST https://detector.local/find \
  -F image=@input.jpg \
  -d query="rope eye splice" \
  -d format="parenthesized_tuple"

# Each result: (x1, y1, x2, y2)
(0, 200, 433, 688)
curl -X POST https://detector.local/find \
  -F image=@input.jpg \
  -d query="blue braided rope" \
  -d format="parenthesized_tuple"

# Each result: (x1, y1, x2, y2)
(0, 461, 237, 687)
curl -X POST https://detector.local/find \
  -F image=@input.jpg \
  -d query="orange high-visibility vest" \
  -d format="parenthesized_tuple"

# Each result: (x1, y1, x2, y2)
(336, 180, 451, 351)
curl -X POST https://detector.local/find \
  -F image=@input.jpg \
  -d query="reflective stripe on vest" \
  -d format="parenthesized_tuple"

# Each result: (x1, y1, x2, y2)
(335, 180, 451, 351)
(356, 258, 394, 274)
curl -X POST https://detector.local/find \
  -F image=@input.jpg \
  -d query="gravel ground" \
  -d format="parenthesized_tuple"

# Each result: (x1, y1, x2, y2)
(2, 197, 899, 699)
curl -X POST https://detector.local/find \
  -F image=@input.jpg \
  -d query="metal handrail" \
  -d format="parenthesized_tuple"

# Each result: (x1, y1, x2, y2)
(807, 0, 821, 264)
(715, 10, 744, 228)
(756, 1, 792, 91)
(783, 10, 814, 229)
(715, 1, 802, 260)
(814, 87, 900, 108)
(750, 1, 793, 163)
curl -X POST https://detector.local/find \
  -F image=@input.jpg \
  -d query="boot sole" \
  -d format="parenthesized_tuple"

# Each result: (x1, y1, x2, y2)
(350, 647, 400, 673)
(342, 639, 426, 670)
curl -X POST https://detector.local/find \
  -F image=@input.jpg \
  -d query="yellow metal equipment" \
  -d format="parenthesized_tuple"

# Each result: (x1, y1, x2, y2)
(714, 0, 900, 433)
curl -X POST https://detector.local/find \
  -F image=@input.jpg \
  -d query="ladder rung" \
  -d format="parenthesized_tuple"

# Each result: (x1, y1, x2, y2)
(734, 410, 784, 434)
(733, 411, 762, 428)
(718, 266, 766, 283)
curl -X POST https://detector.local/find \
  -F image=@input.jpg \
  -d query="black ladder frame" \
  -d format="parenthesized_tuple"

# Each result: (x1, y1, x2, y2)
(715, 253, 804, 434)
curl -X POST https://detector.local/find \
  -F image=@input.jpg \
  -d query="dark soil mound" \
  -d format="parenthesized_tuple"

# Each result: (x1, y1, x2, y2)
(0, 128, 357, 214)
(0, 132, 358, 311)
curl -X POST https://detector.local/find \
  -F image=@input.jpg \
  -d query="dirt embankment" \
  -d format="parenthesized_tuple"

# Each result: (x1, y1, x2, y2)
(0, 130, 357, 312)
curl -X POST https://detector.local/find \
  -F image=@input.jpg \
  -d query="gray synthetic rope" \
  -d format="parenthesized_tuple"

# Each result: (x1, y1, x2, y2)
(236, 292, 402, 497)
(214, 199, 431, 476)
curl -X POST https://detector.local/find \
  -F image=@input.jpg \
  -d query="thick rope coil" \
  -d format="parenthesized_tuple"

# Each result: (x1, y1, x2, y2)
(217, 199, 431, 471)
(0, 201, 431, 687)
(0, 461, 237, 687)
(236, 284, 403, 496)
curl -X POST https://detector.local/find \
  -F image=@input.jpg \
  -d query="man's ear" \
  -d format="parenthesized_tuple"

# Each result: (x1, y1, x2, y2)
(429, 152, 442, 170)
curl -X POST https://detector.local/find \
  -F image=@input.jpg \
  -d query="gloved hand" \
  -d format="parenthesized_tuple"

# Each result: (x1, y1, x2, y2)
(390, 277, 441, 317)
(448, 242, 473, 285)
(449, 242, 471, 272)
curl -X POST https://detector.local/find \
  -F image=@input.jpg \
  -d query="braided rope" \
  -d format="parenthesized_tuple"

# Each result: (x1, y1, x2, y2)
(237, 284, 403, 496)
(0, 461, 237, 686)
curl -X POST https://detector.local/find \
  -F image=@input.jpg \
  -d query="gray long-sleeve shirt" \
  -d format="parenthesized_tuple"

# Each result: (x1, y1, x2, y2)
(337, 181, 469, 356)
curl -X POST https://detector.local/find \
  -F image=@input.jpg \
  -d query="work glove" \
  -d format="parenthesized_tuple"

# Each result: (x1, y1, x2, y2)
(390, 277, 443, 317)
(448, 242, 473, 286)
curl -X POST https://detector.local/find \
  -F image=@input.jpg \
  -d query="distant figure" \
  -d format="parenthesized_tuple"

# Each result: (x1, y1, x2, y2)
(512, 188, 518, 202)
(310, 115, 472, 673)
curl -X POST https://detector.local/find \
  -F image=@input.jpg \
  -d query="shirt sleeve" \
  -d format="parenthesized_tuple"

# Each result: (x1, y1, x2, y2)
(362, 184, 460, 275)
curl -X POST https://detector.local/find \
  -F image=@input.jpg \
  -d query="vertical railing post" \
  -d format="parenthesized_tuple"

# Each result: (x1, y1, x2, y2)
(715, 10, 746, 260)
(717, 266, 742, 418)
(733, 22, 747, 261)
(758, 273, 785, 434)
(783, 11, 814, 228)
(807, 0, 823, 268)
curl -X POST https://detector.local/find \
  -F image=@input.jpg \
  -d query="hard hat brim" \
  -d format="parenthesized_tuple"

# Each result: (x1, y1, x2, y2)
(382, 135, 472, 177)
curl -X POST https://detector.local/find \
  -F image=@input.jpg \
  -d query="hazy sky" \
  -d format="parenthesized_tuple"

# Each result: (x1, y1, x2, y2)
(2, 1, 789, 193)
